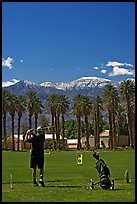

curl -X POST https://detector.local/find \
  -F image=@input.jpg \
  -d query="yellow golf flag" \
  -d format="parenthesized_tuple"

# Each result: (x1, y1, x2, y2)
(77, 153, 83, 164)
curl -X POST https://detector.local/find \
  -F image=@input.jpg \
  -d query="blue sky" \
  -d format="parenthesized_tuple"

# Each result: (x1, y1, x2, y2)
(2, 2, 135, 83)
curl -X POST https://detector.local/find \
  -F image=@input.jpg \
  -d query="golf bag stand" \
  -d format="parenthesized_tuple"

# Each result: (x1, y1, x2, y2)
(89, 178, 114, 190)
(91, 150, 114, 190)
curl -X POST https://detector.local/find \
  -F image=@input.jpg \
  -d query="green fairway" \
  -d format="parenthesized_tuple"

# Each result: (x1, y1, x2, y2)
(2, 149, 135, 202)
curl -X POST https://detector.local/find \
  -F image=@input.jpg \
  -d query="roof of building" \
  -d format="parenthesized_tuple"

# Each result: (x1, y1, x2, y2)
(100, 130, 109, 137)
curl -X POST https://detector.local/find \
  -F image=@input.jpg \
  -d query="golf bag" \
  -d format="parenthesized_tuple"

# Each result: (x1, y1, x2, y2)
(95, 159, 112, 190)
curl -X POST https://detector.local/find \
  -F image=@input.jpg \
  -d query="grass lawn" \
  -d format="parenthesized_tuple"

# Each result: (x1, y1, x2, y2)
(2, 149, 135, 202)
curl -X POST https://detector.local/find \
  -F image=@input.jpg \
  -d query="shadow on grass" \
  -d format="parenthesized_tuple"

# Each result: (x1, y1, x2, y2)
(2, 182, 125, 190)
(46, 179, 73, 183)
(45, 185, 82, 188)
(2, 179, 72, 185)
(2, 181, 31, 184)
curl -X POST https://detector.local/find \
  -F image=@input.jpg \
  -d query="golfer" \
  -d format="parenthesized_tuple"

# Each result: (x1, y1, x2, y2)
(24, 126, 46, 187)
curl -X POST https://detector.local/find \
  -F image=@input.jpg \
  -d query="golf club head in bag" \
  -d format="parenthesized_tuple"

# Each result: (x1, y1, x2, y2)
(92, 149, 100, 160)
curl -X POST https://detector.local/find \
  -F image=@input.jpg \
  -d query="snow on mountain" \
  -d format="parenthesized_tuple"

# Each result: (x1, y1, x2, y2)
(40, 81, 68, 90)
(40, 77, 112, 90)
(2, 77, 135, 96)
(2, 79, 20, 87)
(23, 80, 41, 87)
(2, 79, 41, 88)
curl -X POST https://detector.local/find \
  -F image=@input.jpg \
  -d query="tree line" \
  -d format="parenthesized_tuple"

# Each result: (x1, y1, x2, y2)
(2, 79, 135, 151)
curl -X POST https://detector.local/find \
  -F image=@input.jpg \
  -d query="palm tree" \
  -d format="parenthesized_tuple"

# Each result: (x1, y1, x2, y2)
(102, 84, 119, 149)
(92, 96, 103, 149)
(46, 93, 58, 150)
(115, 105, 126, 145)
(33, 97, 44, 130)
(120, 79, 135, 148)
(55, 95, 62, 150)
(20, 123, 29, 149)
(129, 94, 135, 146)
(16, 95, 26, 151)
(81, 96, 92, 150)
(71, 94, 83, 150)
(26, 91, 37, 129)
(2, 90, 10, 150)
(58, 95, 70, 149)
(8, 93, 17, 151)
(38, 114, 49, 128)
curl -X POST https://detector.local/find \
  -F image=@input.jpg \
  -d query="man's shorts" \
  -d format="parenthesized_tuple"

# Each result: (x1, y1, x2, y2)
(30, 156, 44, 169)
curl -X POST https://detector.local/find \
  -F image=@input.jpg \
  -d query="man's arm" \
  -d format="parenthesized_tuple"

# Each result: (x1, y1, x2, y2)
(24, 129, 34, 142)
(24, 131, 29, 142)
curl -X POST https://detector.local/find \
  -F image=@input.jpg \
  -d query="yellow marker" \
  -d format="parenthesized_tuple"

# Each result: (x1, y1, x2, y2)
(77, 153, 83, 164)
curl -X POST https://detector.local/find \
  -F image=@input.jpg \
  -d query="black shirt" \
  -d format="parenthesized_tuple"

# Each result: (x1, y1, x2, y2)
(28, 134, 45, 158)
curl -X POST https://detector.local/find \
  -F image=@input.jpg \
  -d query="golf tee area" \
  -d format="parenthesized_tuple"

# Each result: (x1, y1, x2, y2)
(2, 149, 135, 202)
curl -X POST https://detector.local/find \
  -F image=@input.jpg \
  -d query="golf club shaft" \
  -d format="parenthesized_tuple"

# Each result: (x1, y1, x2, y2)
(31, 126, 55, 131)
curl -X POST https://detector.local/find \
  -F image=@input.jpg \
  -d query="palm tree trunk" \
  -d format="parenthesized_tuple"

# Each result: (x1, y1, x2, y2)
(94, 112, 97, 148)
(29, 114, 32, 150)
(85, 115, 90, 150)
(61, 114, 65, 149)
(23, 133, 26, 149)
(57, 113, 60, 150)
(17, 116, 21, 151)
(52, 111, 56, 150)
(11, 115, 15, 151)
(77, 116, 82, 150)
(29, 114, 32, 129)
(112, 111, 116, 149)
(34, 112, 38, 131)
(128, 111, 134, 148)
(108, 110, 113, 149)
(3, 114, 7, 150)
(55, 112, 59, 149)
(117, 113, 122, 147)
(126, 95, 134, 148)
(96, 106, 100, 148)
(131, 112, 135, 147)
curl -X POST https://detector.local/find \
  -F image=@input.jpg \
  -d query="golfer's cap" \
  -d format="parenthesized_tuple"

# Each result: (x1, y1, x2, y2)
(37, 126, 42, 132)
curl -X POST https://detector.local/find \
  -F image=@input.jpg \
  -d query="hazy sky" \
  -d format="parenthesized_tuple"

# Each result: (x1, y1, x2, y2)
(2, 2, 135, 83)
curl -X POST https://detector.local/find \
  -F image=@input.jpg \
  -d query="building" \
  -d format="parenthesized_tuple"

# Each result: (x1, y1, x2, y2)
(99, 130, 129, 148)
(2, 134, 25, 151)
(99, 130, 110, 148)
(81, 135, 94, 148)
(67, 139, 78, 148)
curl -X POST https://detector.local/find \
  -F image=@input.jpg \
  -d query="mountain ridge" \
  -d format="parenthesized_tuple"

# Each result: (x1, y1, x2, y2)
(2, 76, 135, 100)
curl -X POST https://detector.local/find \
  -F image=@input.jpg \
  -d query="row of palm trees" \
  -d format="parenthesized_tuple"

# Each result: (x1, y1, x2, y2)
(2, 79, 135, 151)
(2, 91, 44, 151)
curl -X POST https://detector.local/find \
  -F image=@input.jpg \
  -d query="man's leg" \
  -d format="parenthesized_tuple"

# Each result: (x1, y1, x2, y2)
(39, 168, 46, 187)
(32, 168, 38, 186)
(30, 157, 38, 186)
(40, 168, 44, 181)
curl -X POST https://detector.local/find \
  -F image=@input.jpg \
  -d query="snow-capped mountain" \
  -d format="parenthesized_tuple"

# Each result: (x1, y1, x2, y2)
(2, 76, 135, 100)
(40, 77, 112, 90)
(2, 79, 20, 87)
(2, 76, 114, 89)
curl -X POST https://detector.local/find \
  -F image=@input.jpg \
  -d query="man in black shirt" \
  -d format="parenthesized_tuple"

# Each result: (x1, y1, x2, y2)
(24, 126, 46, 187)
